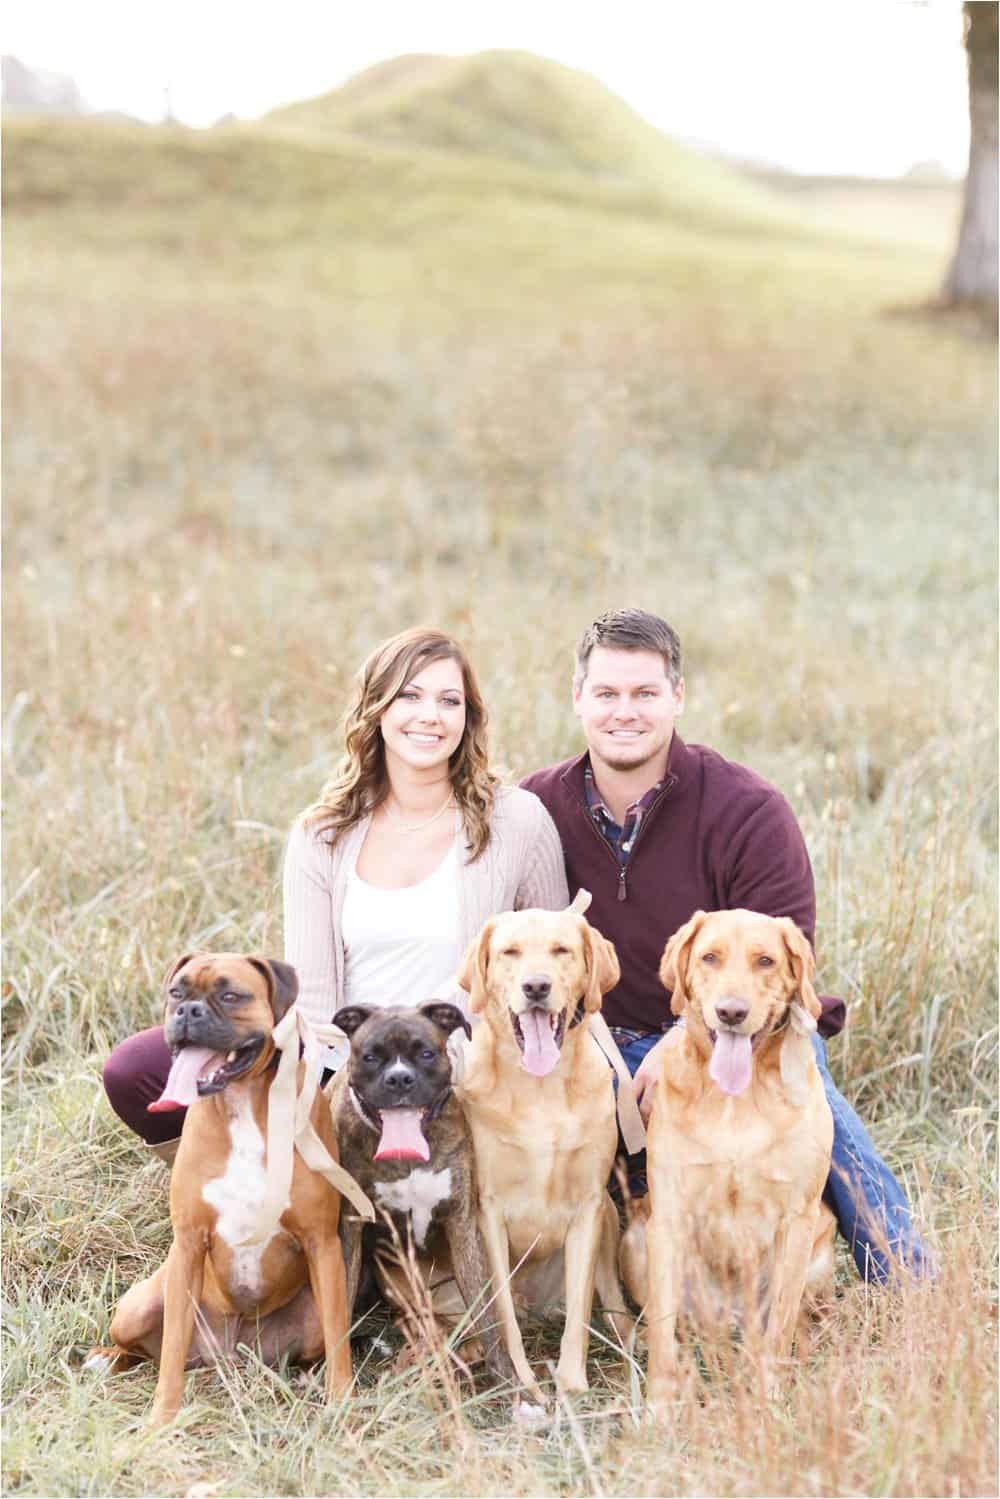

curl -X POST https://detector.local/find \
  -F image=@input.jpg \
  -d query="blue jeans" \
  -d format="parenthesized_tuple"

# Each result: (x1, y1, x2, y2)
(615, 1030, 931, 1285)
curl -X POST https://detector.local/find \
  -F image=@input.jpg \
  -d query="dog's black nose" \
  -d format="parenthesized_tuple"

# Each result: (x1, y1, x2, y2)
(521, 975, 552, 1005)
(383, 1064, 416, 1094)
(173, 1001, 207, 1025)
(715, 1000, 750, 1028)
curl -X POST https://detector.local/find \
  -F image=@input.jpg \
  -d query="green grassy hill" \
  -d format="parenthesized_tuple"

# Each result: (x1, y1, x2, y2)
(3, 49, 824, 283)
(262, 48, 790, 226)
(4, 44, 965, 326)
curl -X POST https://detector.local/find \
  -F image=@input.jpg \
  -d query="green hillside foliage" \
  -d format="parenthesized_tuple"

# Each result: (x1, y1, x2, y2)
(264, 48, 789, 222)
(3, 46, 965, 308)
(3, 50, 813, 269)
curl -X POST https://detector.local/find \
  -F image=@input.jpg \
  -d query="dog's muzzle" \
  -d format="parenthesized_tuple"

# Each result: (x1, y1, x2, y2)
(510, 1001, 567, 1078)
(149, 1030, 269, 1112)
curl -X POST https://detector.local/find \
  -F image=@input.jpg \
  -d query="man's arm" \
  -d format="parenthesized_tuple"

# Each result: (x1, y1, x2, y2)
(724, 793, 844, 1037)
(723, 793, 816, 944)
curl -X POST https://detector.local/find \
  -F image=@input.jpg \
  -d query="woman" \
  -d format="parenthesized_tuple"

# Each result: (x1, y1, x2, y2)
(103, 627, 569, 1157)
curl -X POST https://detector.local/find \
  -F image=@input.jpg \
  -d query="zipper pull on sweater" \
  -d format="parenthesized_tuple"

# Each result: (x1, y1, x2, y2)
(617, 867, 627, 902)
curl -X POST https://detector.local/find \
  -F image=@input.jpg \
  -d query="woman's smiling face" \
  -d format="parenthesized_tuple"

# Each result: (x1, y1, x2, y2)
(379, 656, 467, 777)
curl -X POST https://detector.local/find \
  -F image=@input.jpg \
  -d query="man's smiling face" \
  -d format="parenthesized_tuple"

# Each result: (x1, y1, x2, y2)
(573, 646, 685, 776)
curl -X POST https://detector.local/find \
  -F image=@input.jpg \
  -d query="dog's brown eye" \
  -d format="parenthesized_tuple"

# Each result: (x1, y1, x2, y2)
(551, 945, 570, 957)
(701, 953, 719, 966)
(168, 988, 183, 999)
(362, 1053, 378, 1065)
(500, 947, 522, 959)
(757, 957, 774, 968)
(221, 992, 240, 1002)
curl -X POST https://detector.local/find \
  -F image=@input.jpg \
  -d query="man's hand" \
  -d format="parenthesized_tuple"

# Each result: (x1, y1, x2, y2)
(633, 1034, 673, 1123)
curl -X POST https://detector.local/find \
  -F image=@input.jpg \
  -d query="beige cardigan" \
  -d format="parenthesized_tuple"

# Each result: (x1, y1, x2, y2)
(283, 786, 570, 1067)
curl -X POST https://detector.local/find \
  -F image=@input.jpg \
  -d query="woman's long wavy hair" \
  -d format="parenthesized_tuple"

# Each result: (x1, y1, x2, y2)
(305, 628, 500, 861)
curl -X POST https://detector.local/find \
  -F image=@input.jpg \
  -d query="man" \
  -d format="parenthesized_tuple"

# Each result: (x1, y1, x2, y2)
(522, 608, 930, 1283)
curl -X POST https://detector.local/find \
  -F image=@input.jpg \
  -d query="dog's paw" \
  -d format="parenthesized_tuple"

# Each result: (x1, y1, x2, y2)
(391, 1345, 419, 1375)
(555, 1365, 589, 1395)
(512, 1398, 549, 1429)
(81, 1345, 142, 1376)
(644, 1377, 675, 1425)
(82, 1346, 140, 1377)
(455, 1335, 485, 1364)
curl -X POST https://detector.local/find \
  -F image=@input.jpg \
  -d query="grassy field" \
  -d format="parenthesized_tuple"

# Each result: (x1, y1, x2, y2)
(2, 53, 997, 1497)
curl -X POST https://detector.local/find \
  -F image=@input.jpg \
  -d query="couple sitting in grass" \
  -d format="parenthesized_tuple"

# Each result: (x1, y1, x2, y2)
(104, 607, 930, 1283)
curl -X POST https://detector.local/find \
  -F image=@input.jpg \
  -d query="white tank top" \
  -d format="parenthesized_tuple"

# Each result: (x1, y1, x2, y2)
(341, 837, 462, 1014)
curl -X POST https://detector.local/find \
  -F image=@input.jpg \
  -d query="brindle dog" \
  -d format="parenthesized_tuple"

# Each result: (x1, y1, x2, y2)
(329, 1002, 513, 1386)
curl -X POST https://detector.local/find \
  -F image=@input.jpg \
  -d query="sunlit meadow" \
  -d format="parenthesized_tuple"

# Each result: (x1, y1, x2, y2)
(3, 58, 997, 1496)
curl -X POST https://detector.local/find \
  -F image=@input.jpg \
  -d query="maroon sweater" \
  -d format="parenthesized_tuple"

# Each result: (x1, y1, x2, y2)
(521, 737, 845, 1040)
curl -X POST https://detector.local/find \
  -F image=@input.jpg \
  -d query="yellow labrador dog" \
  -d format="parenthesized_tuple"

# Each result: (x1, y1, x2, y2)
(457, 907, 633, 1403)
(625, 910, 835, 1411)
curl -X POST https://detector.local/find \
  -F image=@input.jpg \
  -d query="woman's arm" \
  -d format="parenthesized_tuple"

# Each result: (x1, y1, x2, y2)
(513, 794, 570, 911)
(282, 819, 341, 1030)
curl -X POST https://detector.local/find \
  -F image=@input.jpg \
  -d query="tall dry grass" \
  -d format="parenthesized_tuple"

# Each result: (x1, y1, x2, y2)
(3, 114, 997, 1496)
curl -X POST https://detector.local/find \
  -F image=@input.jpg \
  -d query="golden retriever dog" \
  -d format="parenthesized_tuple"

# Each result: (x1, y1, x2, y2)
(457, 908, 634, 1404)
(627, 909, 836, 1411)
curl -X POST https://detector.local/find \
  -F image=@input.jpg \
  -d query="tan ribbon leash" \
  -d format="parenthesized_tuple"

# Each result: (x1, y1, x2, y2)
(570, 887, 647, 1155)
(236, 1006, 374, 1247)
(588, 1012, 647, 1155)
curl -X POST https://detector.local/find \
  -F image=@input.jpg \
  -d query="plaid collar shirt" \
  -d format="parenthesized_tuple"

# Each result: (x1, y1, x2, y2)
(583, 763, 664, 868)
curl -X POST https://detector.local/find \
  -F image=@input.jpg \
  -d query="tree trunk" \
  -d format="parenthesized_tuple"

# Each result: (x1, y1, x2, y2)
(944, 2, 998, 304)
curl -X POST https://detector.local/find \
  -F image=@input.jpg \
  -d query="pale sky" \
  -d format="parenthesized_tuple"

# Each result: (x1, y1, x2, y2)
(2, 0, 971, 178)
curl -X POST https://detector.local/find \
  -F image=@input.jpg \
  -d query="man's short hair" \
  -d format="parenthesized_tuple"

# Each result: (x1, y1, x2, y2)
(574, 609, 683, 689)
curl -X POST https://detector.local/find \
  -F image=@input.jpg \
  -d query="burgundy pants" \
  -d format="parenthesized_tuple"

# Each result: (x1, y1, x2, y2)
(103, 1029, 330, 1144)
(103, 1027, 180, 1144)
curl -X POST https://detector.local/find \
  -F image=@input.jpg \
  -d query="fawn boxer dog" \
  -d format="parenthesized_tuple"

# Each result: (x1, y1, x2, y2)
(85, 953, 354, 1425)
(329, 1002, 514, 1386)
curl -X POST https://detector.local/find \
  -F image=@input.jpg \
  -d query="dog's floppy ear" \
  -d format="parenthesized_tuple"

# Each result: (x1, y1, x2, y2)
(456, 918, 497, 1016)
(248, 956, 299, 1021)
(163, 952, 197, 989)
(581, 920, 620, 1012)
(332, 1005, 377, 1038)
(775, 918, 821, 1021)
(659, 912, 707, 1016)
(419, 1002, 472, 1041)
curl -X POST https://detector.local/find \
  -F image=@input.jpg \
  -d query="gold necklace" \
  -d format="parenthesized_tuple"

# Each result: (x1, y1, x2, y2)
(383, 793, 456, 833)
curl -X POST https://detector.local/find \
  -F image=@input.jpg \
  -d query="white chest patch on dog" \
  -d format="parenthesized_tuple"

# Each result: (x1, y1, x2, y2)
(203, 1092, 286, 1295)
(374, 1168, 453, 1249)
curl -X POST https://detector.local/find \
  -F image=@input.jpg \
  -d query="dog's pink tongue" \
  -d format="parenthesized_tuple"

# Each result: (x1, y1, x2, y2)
(148, 1047, 223, 1112)
(375, 1109, 431, 1163)
(709, 1031, 753, 1096)
(520, 1010, 561, 1077)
